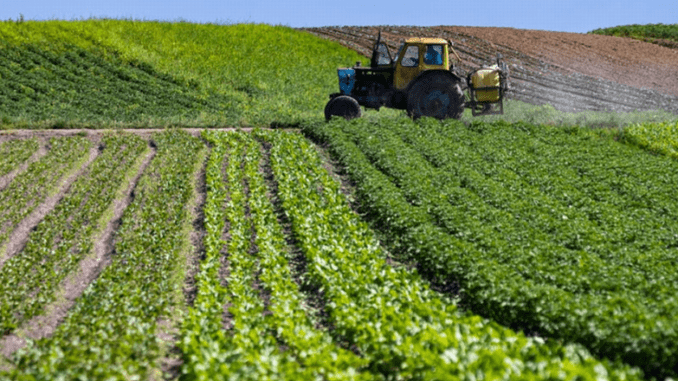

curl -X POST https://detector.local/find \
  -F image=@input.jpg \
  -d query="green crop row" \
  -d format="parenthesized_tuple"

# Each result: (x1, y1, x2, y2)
(6, 130, 204, 380)
(266, 129, 640, 380)
(178, 130, 231, 379)
(621, 120, 678, 159)
(0, 138, 39, 177)
(0, 40, 227, 127)
(0, 136, 91, 246)
(0, 133, 147, 334)
(303, 117, 678, 379)
(180, 130, 295, 379)
(180, 130, 368, 380)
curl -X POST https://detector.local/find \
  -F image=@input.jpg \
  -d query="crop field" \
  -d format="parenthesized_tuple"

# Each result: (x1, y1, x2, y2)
(2, 20, 678, 380)
(3, 128, 667, 380)
(305, 117, 678, 379)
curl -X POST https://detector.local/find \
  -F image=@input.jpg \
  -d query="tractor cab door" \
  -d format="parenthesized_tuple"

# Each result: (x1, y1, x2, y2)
(372, 43, 392, 67)
(371, 31, 392, 68)
(394, 44, 422, 90)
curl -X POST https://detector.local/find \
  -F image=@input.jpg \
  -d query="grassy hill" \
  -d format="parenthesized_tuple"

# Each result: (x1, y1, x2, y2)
(589, 23, 678, 49)
(0, 20, 366, 128)
(1, 20, 677, 130)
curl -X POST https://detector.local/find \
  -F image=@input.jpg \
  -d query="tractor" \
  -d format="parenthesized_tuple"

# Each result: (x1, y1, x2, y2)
(325, 32, 509, 121)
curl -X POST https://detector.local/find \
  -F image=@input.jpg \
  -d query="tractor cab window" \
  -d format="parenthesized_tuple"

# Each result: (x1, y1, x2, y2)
(424, 45, 443, 65)
(401, 45, 419, 67)
(374, 43, 392, 66)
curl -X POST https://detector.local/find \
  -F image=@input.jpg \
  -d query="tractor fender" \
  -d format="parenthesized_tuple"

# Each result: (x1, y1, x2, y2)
(406, 70, 464, 94)
(406, 70, 466, 120)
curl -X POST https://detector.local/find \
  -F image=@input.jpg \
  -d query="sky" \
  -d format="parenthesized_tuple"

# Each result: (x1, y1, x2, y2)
(1, 0, 676, 34)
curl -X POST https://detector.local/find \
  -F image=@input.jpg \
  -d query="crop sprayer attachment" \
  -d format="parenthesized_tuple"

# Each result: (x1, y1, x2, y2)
(466, 54, 510, 116)
(325, 31, 510, 121)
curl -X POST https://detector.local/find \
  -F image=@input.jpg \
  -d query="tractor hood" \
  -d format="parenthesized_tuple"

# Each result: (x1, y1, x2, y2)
(337, 68, 356, 95)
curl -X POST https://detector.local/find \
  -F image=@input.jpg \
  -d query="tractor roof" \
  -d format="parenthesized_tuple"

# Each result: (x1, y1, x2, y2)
(404, 37, 448, 45)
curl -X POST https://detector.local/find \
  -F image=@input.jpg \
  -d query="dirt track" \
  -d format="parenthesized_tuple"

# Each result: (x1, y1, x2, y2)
(303, 26, 678, 114)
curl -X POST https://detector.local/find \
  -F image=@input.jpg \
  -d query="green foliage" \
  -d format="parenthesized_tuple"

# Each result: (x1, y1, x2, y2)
(303, 116, 678, 379)
(0, 133, 147, 334)
(180, 130, 370, 380)
(0, 138, 39, 176)
(265, 128, 641, 380)
(621, 120, 678, 159)
(589, 23, 678, 42)
(0, 136, 91, 246)
(6, 130, 204, 380)
(0, 41, 229, 126)
(0, 20, 366, 128)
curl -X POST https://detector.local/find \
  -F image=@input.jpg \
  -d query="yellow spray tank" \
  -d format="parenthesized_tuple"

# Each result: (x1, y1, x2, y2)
(467, 59, 509, 116)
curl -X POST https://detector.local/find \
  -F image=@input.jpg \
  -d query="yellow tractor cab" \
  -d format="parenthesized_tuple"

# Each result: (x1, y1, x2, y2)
(325, 32, 509, 120)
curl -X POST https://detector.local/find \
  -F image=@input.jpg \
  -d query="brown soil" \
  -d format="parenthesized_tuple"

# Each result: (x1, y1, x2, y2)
(0, 144, 155, 359)
(303, 26, 678, 114)
(0, 138, 101, 271)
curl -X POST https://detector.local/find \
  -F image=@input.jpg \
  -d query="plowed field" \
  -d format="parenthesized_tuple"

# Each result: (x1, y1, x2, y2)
(303, 26, 678, 114)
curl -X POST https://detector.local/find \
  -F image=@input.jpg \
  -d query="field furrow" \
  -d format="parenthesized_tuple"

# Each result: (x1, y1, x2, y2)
(0, 137, 155, 359)
(4, 130, 204, 380)
(0, 136, 92, 259)
(0, 133, 147, 335)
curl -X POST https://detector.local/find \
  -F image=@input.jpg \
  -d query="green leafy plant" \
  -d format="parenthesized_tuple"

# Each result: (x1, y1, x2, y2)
(0, 20, 366, 128)
(303, 116, 678, 379)
(0, 138, 39, 177)
(0, 136, 91, 247)
(0, 133, 147, 334)
(6, 130, 204, 379)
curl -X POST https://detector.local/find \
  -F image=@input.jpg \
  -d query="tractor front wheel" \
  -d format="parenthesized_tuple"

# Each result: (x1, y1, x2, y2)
(324, 96, 362, 121)
(407, 74, 465, 120)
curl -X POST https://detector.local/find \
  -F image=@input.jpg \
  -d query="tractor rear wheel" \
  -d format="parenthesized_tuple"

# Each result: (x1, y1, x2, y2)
(407, 74, 465, 120)
(324, 95, 362, 121)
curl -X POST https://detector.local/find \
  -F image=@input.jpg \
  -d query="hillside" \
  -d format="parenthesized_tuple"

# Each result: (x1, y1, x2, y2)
(2, 21, 678, 129)
(0, 20, 366, 128)
(304, 26, 678, 115)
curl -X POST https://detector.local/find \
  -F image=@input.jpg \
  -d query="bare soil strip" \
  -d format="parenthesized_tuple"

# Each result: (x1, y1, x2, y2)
(0, 143, 156, 360)
(0, 139, 48, 191)
(156, 145, 208, 381)
(0, 139, 100, 272)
